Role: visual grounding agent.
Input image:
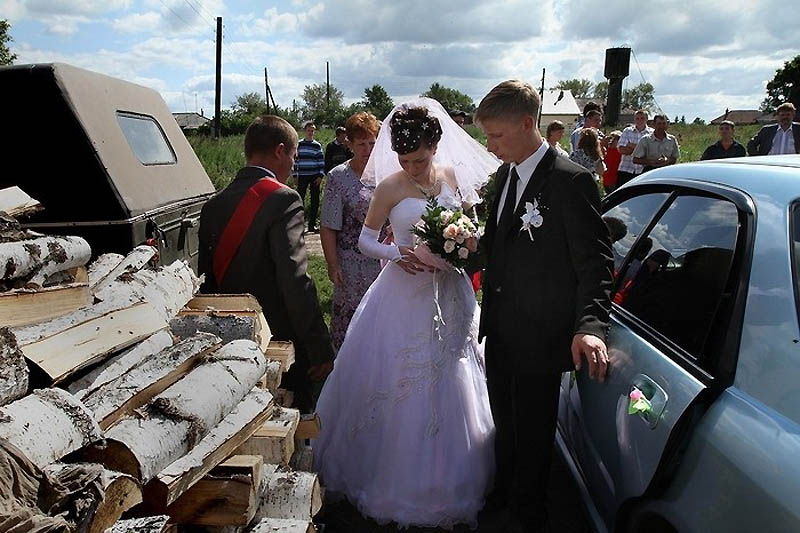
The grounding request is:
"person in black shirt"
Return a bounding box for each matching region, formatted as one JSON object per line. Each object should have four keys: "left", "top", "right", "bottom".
{"left": 701, "top": 120, "right": 747, "bottom": 160}
{"left": 324, "top": 126, "right": 353, "bottom": 173}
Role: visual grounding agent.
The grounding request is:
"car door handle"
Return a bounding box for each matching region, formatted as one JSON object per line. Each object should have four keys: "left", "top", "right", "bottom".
{"left": 630, "top": 374, "right": 668, "bottom": 429}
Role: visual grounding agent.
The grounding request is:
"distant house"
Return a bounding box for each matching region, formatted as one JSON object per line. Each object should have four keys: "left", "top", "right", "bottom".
{"left": 540, "top": 89, "right": 581, "bottom": 131}
{"left": 173, "top": 112, "right": 210, "bottom": 132}
{"left": 710, "top": 110, "right": 775, "bottom": 125}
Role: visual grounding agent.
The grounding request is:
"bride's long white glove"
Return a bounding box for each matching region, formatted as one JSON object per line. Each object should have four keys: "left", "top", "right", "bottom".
{"left": 358, "top": 225, "right": 401, "bottom": 262}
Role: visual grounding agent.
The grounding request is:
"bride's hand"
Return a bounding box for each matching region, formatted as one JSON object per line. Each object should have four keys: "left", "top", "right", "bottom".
{"left": 397, "top": 246, "right": 430, "bottom": 275}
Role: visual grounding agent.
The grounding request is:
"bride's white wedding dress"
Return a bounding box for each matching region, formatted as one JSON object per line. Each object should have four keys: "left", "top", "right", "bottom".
{"left": 313, "top": 183, "right": 495, "bottom": 529}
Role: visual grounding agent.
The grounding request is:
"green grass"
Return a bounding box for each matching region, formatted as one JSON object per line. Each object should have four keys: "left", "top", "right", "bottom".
{"left": 307, "top": 254, "right": 333, "bottom": 327}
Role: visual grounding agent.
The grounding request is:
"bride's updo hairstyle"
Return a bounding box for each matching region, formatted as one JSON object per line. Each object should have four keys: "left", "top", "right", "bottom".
{"left": 389, "top": 106, "right": 443, "bottom": 155}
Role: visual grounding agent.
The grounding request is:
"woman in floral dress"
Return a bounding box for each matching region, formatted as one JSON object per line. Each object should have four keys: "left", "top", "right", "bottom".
{"left": 320, "top": 112, "right": 382, "bottom": 350}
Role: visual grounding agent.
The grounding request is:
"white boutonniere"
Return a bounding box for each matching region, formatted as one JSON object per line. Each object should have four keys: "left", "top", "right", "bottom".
{"left": 520, "top": 199, "right": 544, "bottom": 241}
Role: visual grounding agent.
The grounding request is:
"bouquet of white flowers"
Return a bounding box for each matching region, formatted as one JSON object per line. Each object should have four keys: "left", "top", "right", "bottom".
{"left": 412, "top": 197, "right": 478, "bottom": 272}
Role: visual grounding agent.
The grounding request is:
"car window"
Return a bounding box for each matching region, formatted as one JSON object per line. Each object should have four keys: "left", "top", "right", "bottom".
{"left": 603, "top": 193, "right": 670, "bottom": 275}
{"left": 116, "top": 112, "right": 177, "bottom": 165}
{"left": 615, "top": 195, "right": 740, "bottom": 358}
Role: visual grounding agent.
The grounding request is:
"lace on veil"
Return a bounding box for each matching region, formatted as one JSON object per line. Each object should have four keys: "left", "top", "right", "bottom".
{"left": 361, "top": 97, "right": 500, "bottom": 205}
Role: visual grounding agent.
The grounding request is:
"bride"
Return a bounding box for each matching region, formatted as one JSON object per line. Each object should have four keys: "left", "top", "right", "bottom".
{"left": 313, "top": 98, "right": 499, "bottom": 529}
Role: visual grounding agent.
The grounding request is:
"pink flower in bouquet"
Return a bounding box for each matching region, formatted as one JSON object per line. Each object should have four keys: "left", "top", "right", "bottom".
{"left": 443, "top": 239, "right": 456, "bottom": 253}
{"left": 458, "top": 247, "right": 469, "bottom": 259}
{"left": 443, "top": 224, "right": 459, "bottom": 240}
{"left": 629, "top": 388, "right": 643, "bottom": 401}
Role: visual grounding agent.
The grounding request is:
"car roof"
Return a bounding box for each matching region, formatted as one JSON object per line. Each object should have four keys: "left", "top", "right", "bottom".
{"left": 627, "top": 155, "right": 800, "bottom": 205}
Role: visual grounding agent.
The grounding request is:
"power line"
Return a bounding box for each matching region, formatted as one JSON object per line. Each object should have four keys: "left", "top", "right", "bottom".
{"left": 182, "top": 0, "right": 216, "bottom": 29}
{"left": 630, "top": 48, "right": 664, "bottom": 115}
{"left": 188, "top": 0, "right": 218, "bottom": 22}
{"left": 156, "top": 0, "right": 194, "bottom": 28}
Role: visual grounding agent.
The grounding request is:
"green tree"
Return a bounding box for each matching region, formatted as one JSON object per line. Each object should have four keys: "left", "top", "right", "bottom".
{"left": 300, "top": 83, "right": 346, "bottom": 126}
{"left": 761, "top": 55, "right": 800, "bottom": 112}
{"left": 362, "top": 84, "right": 394, "bottom": 119}
{"left": 623, "top": 82, "right": 655, "bottom": 111}
{"left": 692, "top": 117, "right": 705, "bottom": 125}
{"left": 680, "top": 115, "right": 686, "bottom": 124}
{"left": 593, "top": 81, "right": 609, "bottom": 100}
{"left": 232, "top": 92, "right": 268, "bottom": 116}
{"left": 555, "top": 78, "right": 594, "bottom": 99}
{"left": 421, "top": 83, "right": 475, "bottom": 113}
{"left": 0, "top": 19, "right": 17, "bottom": 66}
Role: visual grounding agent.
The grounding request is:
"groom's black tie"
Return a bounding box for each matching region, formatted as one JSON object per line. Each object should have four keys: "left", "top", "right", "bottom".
{"left": 498, "top": 166, "right": 520, "bottom": 232}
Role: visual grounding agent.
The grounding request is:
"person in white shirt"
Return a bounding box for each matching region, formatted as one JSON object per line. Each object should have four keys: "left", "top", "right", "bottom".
{"left": 747, "top": 102, "right": 800, "bottom": 156}
{"left": 617, "top": 110, "right": 653, "bottom": 185}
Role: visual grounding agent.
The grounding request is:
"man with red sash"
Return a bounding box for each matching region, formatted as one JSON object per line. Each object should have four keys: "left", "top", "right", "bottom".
{"left": 199, "top": 115, "right": 334, "bottom": 413}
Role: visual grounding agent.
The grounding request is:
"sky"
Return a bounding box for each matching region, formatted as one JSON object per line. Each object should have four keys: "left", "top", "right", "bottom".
{"left": 4, "top": 0, "right": 799, "bottom": 122}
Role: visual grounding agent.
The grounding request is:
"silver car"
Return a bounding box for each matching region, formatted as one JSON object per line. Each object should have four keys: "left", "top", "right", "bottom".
{"left": 557, "top": 155, "right": 800, "bottom": 532}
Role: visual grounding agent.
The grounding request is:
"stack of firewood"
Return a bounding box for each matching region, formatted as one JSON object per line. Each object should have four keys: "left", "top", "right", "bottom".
{"left": 0, "top": 188, "right": 322, "bottom": 533}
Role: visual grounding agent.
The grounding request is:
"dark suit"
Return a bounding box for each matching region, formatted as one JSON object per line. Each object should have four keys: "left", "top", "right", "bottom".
{"left": 746, "top": 122, "right": 800, "bottom": 155}
{"left": 479, "top": 147, "right": 613, "bottom": 527}
{"left": 198, "top": 166, "right": 334, "bottom": 413}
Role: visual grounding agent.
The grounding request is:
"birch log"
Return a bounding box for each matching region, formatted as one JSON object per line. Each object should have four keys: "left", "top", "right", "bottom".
{"left": 145, "top": 388, "right": 274, "bottom": 510}
{"left": 87, "top": 253, "right": 125, "bottom": 290}
{"left": 234, "top": 407, "right": 299, "bottom": 466}
{"left": 14, "top": 260, "right": 200, "bottom": 346}
{"left": 248, "top": 518, "right": 315, "bottom": 533}
{"left": 93, "top": 340, "right": 267, "bottom": 483}
{"left": 170, "top": 314, "right": 257, "bottom": 345}
{"left": 82, "top": 332, "right": 222, "bottom": 429}
{"left": 251, "top": 465, "right": 322, "bottom": 522}
{"left": 0, "top": 235, "right": 91, "bottom": 285}
{"left": 91, "top": 245, "right": 157, "bottom": 294}
{"left": 67, "top": 330, "right": 175, "bottom": 401}
{"left": 0, "top": 186, "right": 41, "bottom": 218}
{"left": 261, "top": 359, "right": 282, "bottom": 391}
{"left": 0, "top": 328, "right": 28, "bottom": 405}
{"left": 106, "top": 515, "right": 171, "bottom": 533}
{"left": 0, "top": 388, "right": 102, "bottom": 468}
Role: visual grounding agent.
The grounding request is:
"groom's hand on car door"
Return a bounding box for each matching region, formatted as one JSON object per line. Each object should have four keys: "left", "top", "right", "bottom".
{"left": 571, "top": 333, "right": 609, "bottom": 382}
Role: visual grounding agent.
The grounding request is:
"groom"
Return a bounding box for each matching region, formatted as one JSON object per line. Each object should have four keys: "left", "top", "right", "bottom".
{"left": 476, "top": 80, "right": 614, "bottom": 531}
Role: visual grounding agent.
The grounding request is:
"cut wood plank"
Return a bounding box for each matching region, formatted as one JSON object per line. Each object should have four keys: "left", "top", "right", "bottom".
{"left": 13, "top": 260, "right": 199, "bottom": 346}
{"left": 87, "top": 253, "right": 124, "bottom": 290}
{"left": 40, "top": 463, "right": 143, "bottom": 533}
{"left": 106, "top": 515, "right": 171, "bottom": 533}
{"left": 144, "top": 388, "right": 274, "bottom": 510}
{"left": 165, "top": 456, "right": 263, "bottom": 526}
{"left": 294, "top": 414, "right": 321, "bottom": 441}
{"left": 0, "top": 186, "right": 42, "bottom": 218}
{"left": 252, "top": 465, "right": 322, "bottom": 522}
{"left": 0, "top": 235, "right": 91, "bottom": 285}
{"left": 92, "top": 245, "right": 157, "bottom": 295}
{"left": 0, "top": 327, "right": 28, "bottom": 406}
{"left": 249, "top": 518, "right": 315, "bottom": 533}
{"left": 261, "top": 359, "right": 282, "bottom": 391}
{"left": 21, "top": 301, "right": 168, "bottom": 385}
{"left": 0, "top": 388, "right": 102, "bottom": 468}
{"left": 0, "top": 266, "right": 91, "bottom": 327}
{"left": 183, "top": 294, "right": 272, "bottom": 351}
{"left": 264, "top": 341, "right": 294, "bottom": 374}
{"left": 89, "top": 340, "right": 268, "bottom": 483}
{"left": 234, "top": 407, "right": 299, "bottom": 466}
{"left": 67, "top": 330, "right": 175, "bottom": 401}
{"left": 82, "top": 332, "right": 222, "bottom": 429}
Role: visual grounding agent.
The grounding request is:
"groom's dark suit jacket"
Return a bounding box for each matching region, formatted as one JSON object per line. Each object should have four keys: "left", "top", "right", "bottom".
{"left": 479, "top": 147, "right": 614, "bottom": 374}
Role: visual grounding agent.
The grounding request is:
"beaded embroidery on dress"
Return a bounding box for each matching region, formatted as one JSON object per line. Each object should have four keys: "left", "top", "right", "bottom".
{"left": 314, "top": 183, "right": 495, "bottom": 529}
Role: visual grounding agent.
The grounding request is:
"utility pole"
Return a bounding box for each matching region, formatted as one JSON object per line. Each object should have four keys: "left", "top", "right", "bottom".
{"left": 326, "top": 61, "right": 330, "bottom": 109}
{"left": 214, "top": 16, "right": 222, "bottom": 138}
{"left": 538, "top": 68, "right": 545, "bottom": 128}
{"left": 195, "top": 93, "right": 198, "bottom": 114}
{"left": 264, "top": 67, "right": 269, "bottom": 115}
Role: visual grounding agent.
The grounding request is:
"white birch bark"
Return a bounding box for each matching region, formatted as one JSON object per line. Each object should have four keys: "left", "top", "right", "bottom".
{"left": 251, "top": 464, "right": 322, "bottom": 522}
{"left": 88, "top": 253, "right": 125, "bottom": 290}
{"left": 0, "top": 388, "right": 102, "bottom": 468}
{"left": 170, "top": 314, "right": 257, "bottom": 344}
{"left": 92, "top": 245, "right": 157, "bottom": 294}
{"left": 67, "top": 330, "right": 175, "bottom": 401}
{"left": 248, "top": 518, "right": 315, "bottom": 533}
{"left": 13, "top": 260, "right": 199, "bottom": 346}
{"left": 0, "top": 235, "right": 91, "bottom": 285}
{"left": 0, "top": 328, "right": 28, "bottom": 405}
{"left": 82, "top": 332, "right": 221, "bottom": 428}
{"left": 102, "top": 340, "right": 267, "bottom": 482}
{"left": 105, "top": 515, "right": 170, "bottom": 533}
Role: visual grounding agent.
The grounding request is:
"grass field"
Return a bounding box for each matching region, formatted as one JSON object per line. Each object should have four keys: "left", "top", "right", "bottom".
{"left": 188, "top": 122, "right": 762, "bottom": 325}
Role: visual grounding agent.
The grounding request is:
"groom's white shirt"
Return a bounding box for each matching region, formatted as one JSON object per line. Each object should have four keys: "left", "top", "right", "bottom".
{"left": 496, "top": 140, "right": 549, "bottom": 224}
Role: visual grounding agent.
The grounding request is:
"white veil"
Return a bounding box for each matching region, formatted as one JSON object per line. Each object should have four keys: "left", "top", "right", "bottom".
{"left": 361, "top": 97, "right": 500, "bottom": 205}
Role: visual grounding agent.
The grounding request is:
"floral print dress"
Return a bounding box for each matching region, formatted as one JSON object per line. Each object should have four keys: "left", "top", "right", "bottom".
{"left": 320, "top": 161, "right": 382, "bottom": 351}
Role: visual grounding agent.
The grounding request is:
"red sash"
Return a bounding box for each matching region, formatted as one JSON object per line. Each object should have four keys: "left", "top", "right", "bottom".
{"left": 213, "top": 177, "right": 284, "bottom": 284}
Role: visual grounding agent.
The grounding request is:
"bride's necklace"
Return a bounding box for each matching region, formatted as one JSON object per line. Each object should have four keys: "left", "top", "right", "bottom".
{"left": 407, "top": 168, "right": 439, "bottom": 198}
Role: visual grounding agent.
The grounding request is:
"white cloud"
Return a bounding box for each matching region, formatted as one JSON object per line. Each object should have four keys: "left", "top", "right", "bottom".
{"left": 112, "top": 12, "right": 162, "bottom": 34}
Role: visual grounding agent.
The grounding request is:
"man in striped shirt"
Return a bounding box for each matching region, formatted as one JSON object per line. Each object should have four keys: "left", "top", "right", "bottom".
{"left": 617, "top": 110, "right": 653, "bottom": 186}
{"left": 294, "top": 121, "right": 326, "bottom": 233}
